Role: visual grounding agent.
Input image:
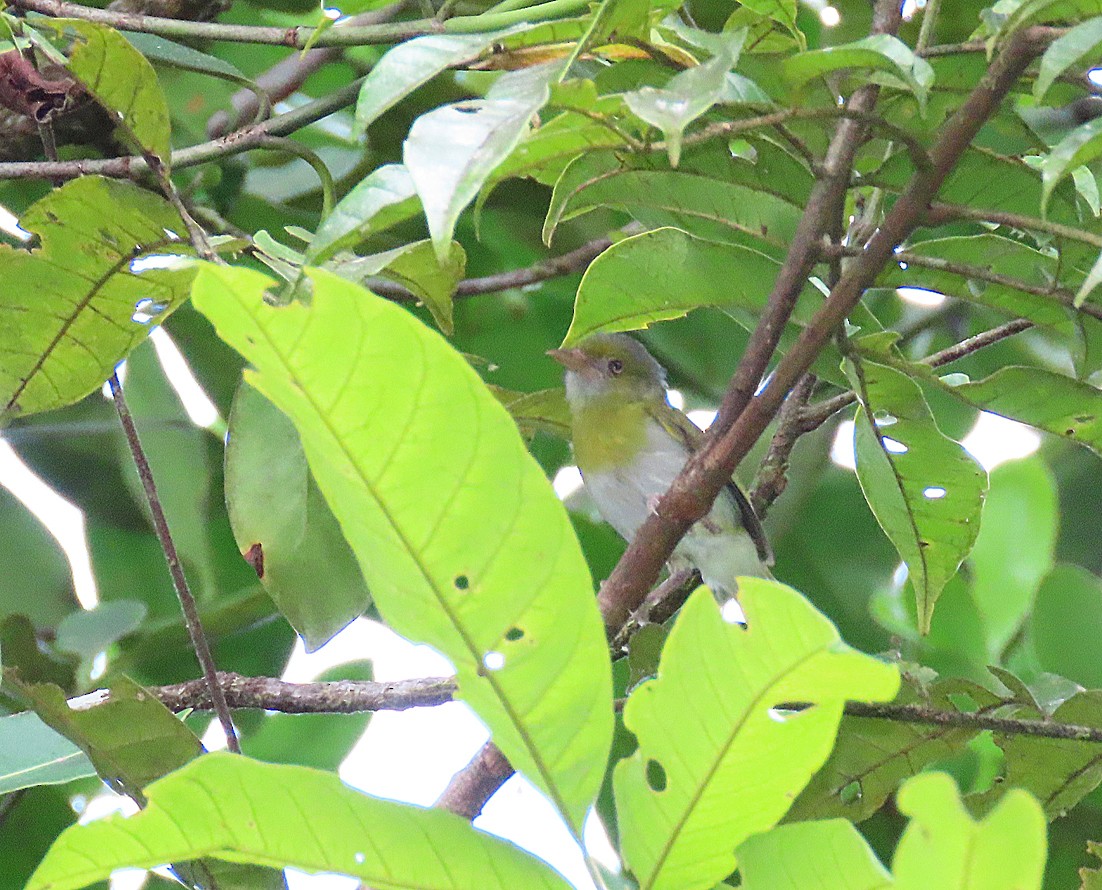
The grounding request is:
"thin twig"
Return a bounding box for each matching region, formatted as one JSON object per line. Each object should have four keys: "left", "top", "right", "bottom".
{"left": 798, "top": 318, "right": 1035, "bottom": 432}
{"left": 0, "top": 76, "right": 365, "bottom": 181}
{"left": 926, "top": 201, "right": 1102, "bottom": 250}
{"left": 750, "top": 374, "right": 816, "bottom": 517}
{"left": 108, "top": 373, "right": 240, "bottom": 753}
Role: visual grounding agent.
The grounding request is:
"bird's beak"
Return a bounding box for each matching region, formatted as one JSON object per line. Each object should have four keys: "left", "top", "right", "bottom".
{"left": 547, "top": 347, "right": 591, "bottom": 374}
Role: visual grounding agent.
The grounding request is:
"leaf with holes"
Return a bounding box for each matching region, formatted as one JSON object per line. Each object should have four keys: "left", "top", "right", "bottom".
{"left": 613, "top": 583, "right": 899, "bottom": 890}
{"left": 47, "top": 20, "right": 171, "bottom": 162}
{"left": 191, "top": 264, "right": 612, "bottom": 830}
{"left": 0, "top": 176, "right": 192, "bottom": 420}
{"left": 28, "top": 753, "right": 572, "bottom": 890}
{"left": 848, "top": 358, "right": 988, "bottom": 635}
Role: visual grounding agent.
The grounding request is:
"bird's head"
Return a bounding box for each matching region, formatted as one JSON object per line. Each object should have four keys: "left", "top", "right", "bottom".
{"left": 548, "top": 333, "right": 667, "bottom": 407}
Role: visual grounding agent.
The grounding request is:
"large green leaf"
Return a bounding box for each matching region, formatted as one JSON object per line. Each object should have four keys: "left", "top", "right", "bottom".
{"left": 848, "top": 359, "right": 988, "bottom": 634}
{"left": 354, "top": 32, "right": 507, "bottom": 134}
{"left": 999, "top": 0, "right": 1102, "bottom": 36}
{"left": 8, "top": 675, "right": 201, "bottom": 799}
{"left": 738, "top": 819, "right": 893, "bottom": 889}
{"left": 0, "top": 177, "right": 192, "bottom": 420}
{"left": 1031, "top": 563, "right": 1102, "bottom": 688}
{"left": 1041, "top": 117, "right": 1102, "bottom": 214}
{"left": 562, "top": 225, "right": 843, "bottom": 366}
{"left": 893, "top": 772, "right": 1046, "bottom": 889}
{"left": 225, "top": 381, "right": 371, "bottom": 651}
{"left": 784, "top": 35, "right": 934, "bottom": 111}
{"left": 27, "top": 753, "right": 572, "bottom": 890}
{"left": 404, "top": 65, "right": 553, "bottom": 260}
{"left": 49, "top": 20, "right": 171, "bottom": 162}
{"left": 788, "top": 676, "right": 1000, "bottom": 824}
{"left": 307, "top": 165, "right": 421, "bottom": 264}
{"left": 191, "top": 264, "right": 612, "bottom": 830}
{"left": 613, "top": 582, "right": 899, "bottom": 890}
{"left": 936, "top": 367, "right": 1102, "bottom": 456}
{"left": 972, "top": 690, "right": 1102, "bottom": 821}
{"left": 1034, "top": 16, "right": 1102, "bottom": 99}
{"left": 969, "top": 460, "right": 1058, "bottom": 658}
{"left": 0, "top": 712, "right": 94, "bottom": 795}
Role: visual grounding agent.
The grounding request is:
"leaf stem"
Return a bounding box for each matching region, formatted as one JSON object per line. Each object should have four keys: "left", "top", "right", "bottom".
{"left": 108, "top": 372, "right": 240, "bottom": 754}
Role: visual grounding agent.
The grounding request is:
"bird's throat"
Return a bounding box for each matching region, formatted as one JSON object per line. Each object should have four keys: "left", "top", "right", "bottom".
{"left": 572, "top": 396, "right": 649, "bottom": 472}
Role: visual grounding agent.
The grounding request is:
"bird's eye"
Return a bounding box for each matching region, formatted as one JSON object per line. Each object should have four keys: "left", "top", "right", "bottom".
{"left": 608, "top": 359, "right": 624, "bottom": 375}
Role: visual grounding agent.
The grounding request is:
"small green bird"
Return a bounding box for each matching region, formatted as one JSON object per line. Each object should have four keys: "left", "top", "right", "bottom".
{"left": 549, "top": 333, "right": 773, "bottom": 601}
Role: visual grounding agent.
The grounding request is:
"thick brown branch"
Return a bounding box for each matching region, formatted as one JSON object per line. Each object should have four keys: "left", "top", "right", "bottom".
{"left": 435, "top": 743, "right": 514, "bottom": 819}
{"left": 595, "top": 27, "right": 1046, "bottom": 635}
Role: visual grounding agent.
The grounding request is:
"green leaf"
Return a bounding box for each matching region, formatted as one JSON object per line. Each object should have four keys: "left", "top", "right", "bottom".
{"left": 490, "top": 386, "right": 571, "bottom": 440}
{"left": 0, "top": 176, "right": 191, "bottom": 420}
{"left": 613, "top": 582, "right": 899, "bottom": 890}
{"left": 354, "top": 32, "right": 505, "bottom": 134}
{"left": 28, "top": 753, "right": 572, "bottom": 890}
{"left": 49, "top": 20, "right": 171, "bottom": 162}
{"left": 8, "top": 675, "right": 201, "bottom": 799}
{"left": 563, "top": 226, "right": 847, "bottom": 385}
{"left": 784, "top": 35, "right": 934, "bottom": 111}
{"left": 191, "top": 264, "right": 612, "bottom": 830}
{"left": 1031, "top": 563, "right": 1102, "bottom": 687}
{"left": 404, "top": 67, "right": 552, "bottom": 261}
{"left": 543, "top": 157, "right": 801, "bottom": 252}
{"left": 623, "top": 31, "right": 744, "bottom": 166}
{"left": 0, "top": 487, "right": 76, "bottom": 628}
{"left": 788, "top": 676, "right": 999, "bottom": 824}
{"left": 738, "top": 819, "right": 893, "bottom": 889}
{"left": 972, "top": 690, "right": 1102, "bottom": 820}
{"left": 893, "top": 772, "right": 1046, "bottom": 889}
{"left": 1000, "top": 0, "right": 1102, "bottom": 36}
{"left": 1034, "top": 16, "right": 1102, "bottom": 99}
{"left": 878, "top": 235, "right": 1068, "bottom": 326}
{"left": 969, "top": 460, "right": 1057, "bottom": 658}
{"left": 937, "top": 366, "right": 1102, "bottom": 456}
{"left": 374, "top": 238, "right": 466, "bottom": 334}
{"left": 848, "top": 359, "right": 988, "bottom": 634}
{"left": 0, "top": 712, "right": 95, "bottom": 795}
{"left": 54, "top": 600, "right": 147, "bottom": 661}
{"left": 307, "top": 165, "right": 421, "bottom": 264}
{"left": 225, "top": 381, "right": 372, "bottom": 651}
{"left": 1042, "top": 117, "right": 1102, "bottom": 214}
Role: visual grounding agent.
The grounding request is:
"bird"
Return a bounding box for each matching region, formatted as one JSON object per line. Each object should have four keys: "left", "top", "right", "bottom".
{"left": 548, "top": 333, "right": 773, "bottom": 602}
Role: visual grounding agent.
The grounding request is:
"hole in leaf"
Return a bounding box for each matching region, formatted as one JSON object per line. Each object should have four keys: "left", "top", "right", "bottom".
{"left": 645, "top": 759, "right": 667, "bottom": 792}
{"left": 353, "top": 852, "right": 365, "bottom": 864}
{"left": 131, "top": 298, "right": 169, "bottom": 324}
{"left": 454, "top": 575, "right": 469, "bottom": 591}
{"left": 505, "top": 627, "right": 524, "bottom": 642}
{"left": 720, "top": 598, "right": 747, "bottom": 626}
{"left": 767, "top": 707, "right": 794, "bottom": 723}
{"left": 882, "top": 437, "right": 908, "bottom": 454}
{"left": 923, "top": 486, "right": 947, "bottom": 499}
{"left": 482, "top": 651, "right": 505, "bottom": 671}
{"left": 840, "top": 780, "right": 862, "bottom": 804}
{"left": 872, "top": 411, "right": 897, "bottom": 427}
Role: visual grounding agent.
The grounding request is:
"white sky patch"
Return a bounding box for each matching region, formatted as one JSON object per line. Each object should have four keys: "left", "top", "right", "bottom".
{"left": 553, "top": 465, "right": 585, "bottom": 500}
{"left": 667, "top": 388, "right": 685, "bottom": 410}
{"left": 0, "top": 441, "right": 97, "bottom": 608}
{"left": 901, "top": 0, "right": 924, "bottom": 20}
{"left": 831, "top": 411, "right": 1043, "bottom": 473}
{"left": 897, "top": 286, "right": 946, "bottom": 308}
{"left": 819, "top": 5, "right": 841, "bottom": 26}
{"left": 687, "top": 408, "right": 718, "bottom": 431}
{"left": 0, "top": 203, "right": 31, "bottom": 241}
{"left": 1091, "top": 69, "right": 1102, "bottom": 88}
{"left": 149, "top": 328, "right": 222, "bottom": 429}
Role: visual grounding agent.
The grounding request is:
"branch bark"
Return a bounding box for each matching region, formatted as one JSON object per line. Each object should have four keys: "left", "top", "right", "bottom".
{"left": 594, "top": 26, "right": 1046, "bottom": 635}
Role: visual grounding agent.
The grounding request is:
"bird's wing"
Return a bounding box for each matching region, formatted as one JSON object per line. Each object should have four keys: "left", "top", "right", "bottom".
{"left": 648, "top": 401, "right": 774, "bottom": 567}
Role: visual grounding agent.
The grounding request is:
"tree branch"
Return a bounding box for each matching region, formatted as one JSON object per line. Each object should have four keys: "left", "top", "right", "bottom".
{"left": 109, "top": 373, "right": 240, "bottom": 753}
{"left": 146, "top": 671, "right": 1102, "bottom": 746}
{"left": 0, "top": 76, "right": 364, "bottom": 180}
